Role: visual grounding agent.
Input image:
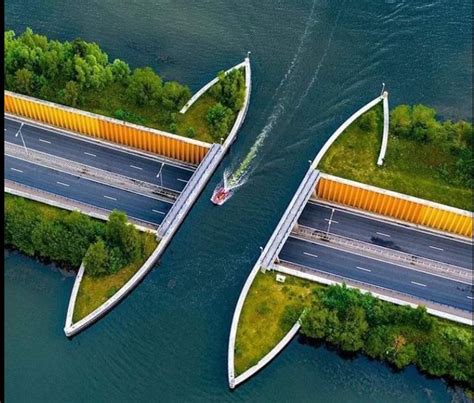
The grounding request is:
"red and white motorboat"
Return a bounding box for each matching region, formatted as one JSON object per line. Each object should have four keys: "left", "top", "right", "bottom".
{"left": 210, "top": 185, "right": 233, "bottom": 205}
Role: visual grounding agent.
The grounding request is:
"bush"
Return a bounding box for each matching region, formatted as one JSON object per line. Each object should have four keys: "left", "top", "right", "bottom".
{"left": 299, "top": 284, "right": 473, "bottom": 387}
{"left": 207, "top": 102, "right": 234, "bottom": 141}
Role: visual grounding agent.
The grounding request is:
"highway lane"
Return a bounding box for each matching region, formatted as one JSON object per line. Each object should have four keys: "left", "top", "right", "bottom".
{"left": 5, "top": 155, "right": 172, "bottom": 226}
{"left": 279, "top": 236, "right": 473, "bottom": 311}
{"left": 299, "top": 201, "right": 473, "bottom": 269}
{"left": 4, "top": 117, "right": 194, "bottom": 192}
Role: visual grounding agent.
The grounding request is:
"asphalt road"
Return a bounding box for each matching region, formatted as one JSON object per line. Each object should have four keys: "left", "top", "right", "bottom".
{"left": 5, "top": 155, "right": 172, "bottom": 226}
{"left": 299, "top": 202, "right": 473, "bottom": 269}
{"left": 279, "top": 236, "right": 473, "bottom": 312}
{"left": 4, "top": 117, "right": 194, "bottom": 192}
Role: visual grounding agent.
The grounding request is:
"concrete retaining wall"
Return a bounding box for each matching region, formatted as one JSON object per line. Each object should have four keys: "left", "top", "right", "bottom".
{"left": 4, "top": 90, "right": 210, "bottom": 164}
{"left": 377, "top": 92, "right": 389, "bottom": 166}
{"left": 316, "top": 173, "right": 473, "bottom": 238}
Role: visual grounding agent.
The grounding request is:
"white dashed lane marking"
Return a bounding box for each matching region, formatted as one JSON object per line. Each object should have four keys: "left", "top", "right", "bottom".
{"left": 10, "top": 168, "right": 23, "bottom": 173}
{"left": 39, "top": 139, "right": 51, "bottom": 144}
{"left": 411, "top": 281, "right": 427, "bottom": 287}
{"left": 356, "top": 266, "right": 371, "bottom": 272}
{"left": 152, "top": 209, "right": 165, "bottom": 215}
{"left": 56, "top": 182, "right": 70, "bottom": 187}
{"left": 103, "top": 195, "right": 117, "bottom": 201}
{"left": 376, "top": 232, "right": 391, "bottom": 237}
{"left": 303, "top": 252, "right": 318, "bottom": 258}
{"left": 84, "top": 152, "right": 96, "bottom": 157}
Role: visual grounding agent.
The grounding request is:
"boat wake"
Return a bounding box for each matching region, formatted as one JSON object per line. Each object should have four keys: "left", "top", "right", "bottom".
{"left": 211, "top": 0, "right": 318, "bottom": 206}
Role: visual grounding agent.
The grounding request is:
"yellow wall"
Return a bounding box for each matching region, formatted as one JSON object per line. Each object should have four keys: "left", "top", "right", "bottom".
{"left": 4, "top": 92, "right": 210, "bottom": 165}
{"left": 316, "top": 176, "right": 473, "bottom": 238}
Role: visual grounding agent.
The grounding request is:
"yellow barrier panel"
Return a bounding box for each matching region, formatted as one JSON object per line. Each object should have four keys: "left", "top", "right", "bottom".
{"left": 316, "top": 175, "right": 473, "bottom": 238}
{"left": 4, "top": 91, "right": 211, "bottom": 165}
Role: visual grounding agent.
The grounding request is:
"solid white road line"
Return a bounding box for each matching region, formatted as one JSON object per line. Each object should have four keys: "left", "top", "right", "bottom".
{"left": 39, "top": 139, "right": 51, "bottom": 144}
{"left": 130, "top": 165, "right": 143, "bottom": 170}
{"left": 10, "top": 168, "right": 23, "bottom": 173}
{"left": 152, "top": 209, "right": 165, "bottom": 215}
{"left": 103, "top": 195, "right": 117, "bottom": 201}
{"left": 177, "top": 178, "right": 188, "bottom": 183}
{"left": 356, "top": 266, "right": 372, "bottom": 272}
{"left": 56, "top": 182, "right": 70, "bottom": 187}
{"left": 429, "top": 245, "right": 444, "bottom": 251}
{"left": 324, "top": 218, "right": 339, "bottom": 224}
{"left": 411, "top": 281, "right": 427, "bottom": 287}
{"left": 303, "top": 252, "right": 319, "bottom": 258}
{"left": 84, "top": 152, "right": 96, "bottom": 157}
{"left": 376, "top": 232, "right": 391, "bottom": 237}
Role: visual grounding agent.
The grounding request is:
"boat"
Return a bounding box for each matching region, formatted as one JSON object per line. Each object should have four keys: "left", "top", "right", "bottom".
{"left": 211, "top": 185, "right": 233, "bottom": 205}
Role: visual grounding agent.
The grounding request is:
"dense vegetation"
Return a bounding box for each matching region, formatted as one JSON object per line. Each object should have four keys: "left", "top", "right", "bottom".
{"left": 300, "top": 284, "right": 473, "bottom": 387}
{"left": 4, "top": 28, "right": 246, "bottom": 143}
{"left": 319, "top": 103, "right": 473, "bottom": 210}
{"left": 236, "top": 272, "right": 473, "bottom": 387}
{"left": 4, "top": 194, "right": 155, "bottom": 277}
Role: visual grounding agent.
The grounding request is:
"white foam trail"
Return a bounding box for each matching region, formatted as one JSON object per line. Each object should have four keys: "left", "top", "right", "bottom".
{"left": 224, "top": 0, "right": 319, "bottom": 191}
{"left": 293, "top": 5, "right": 344, "bottom": 114}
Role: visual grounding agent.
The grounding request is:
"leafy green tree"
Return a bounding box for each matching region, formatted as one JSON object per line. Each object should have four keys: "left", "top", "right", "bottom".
{"left": 13, "top": 68, "right": 35, "bottom": 95}
{"left": 111, "top": 59, "right": 131, "bottom": 84}
{"left": 126, "top": 67, "right": 163, "bottom": 106}
{"left": 62, "top": 80, "right": 80, "bottom": 106}
{"left": 4, "top": 197, "right": 40, "bottom": 256}
{"left": 207, "top": 102, "right": 234, "bottom": 141}
{"left": 84, "top": 239, "right": 109, "bottom": 276}
{"left": 210, "top": 69, "right": 245, "bottom": 112}
{"left": 162, "top": 81, "right": 191, "bottom": 110}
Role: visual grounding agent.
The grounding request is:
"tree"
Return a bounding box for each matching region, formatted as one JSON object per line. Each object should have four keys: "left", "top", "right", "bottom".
{"left": 210, "top": 69, "right": 245, "bottom": 112}
{"left": 105, "top": 210, "right": 141, "bottom": 262}
{"left": 62, "top": 80, "right": 80, "bottom": 106}
{"left": 126, "top": 67, "right": 163, "bottom": 106}
{"left": 84, "top": 239, "right": 109, "bottom": 276}
{"left": 161, "top": 81, "right": 191, "bottom": 110}
{"left": 207, "top": 102, "right": 234, "bottom": 141}
{"left": 13, "top": 68, "right": 35, "bottom": 95}
{"left": 111, "top": 59, "right": 131, "bottom": 84}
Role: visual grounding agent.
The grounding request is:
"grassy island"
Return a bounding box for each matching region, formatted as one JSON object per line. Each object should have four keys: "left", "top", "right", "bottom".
{"left": 4, "top": 28, "right": 246, "bottom": 144}
{"left": 235, "top": 271, "right": 473, "bottom": 388}
{"left": 4, "top": 194, "right": 157, "bottom": 322}
{"left": 319, "top": 103, "right": 473, "bottom": 210}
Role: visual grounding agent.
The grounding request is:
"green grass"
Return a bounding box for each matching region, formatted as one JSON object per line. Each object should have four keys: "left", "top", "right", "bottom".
{"left": 72, "top": 232, "right": 157, "bottom": 323}
{"left": 318, "top": 106, "right": 473, "bottom": 211}
{"left": 234, "top": 271, "right": 320, "bottom": 375}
